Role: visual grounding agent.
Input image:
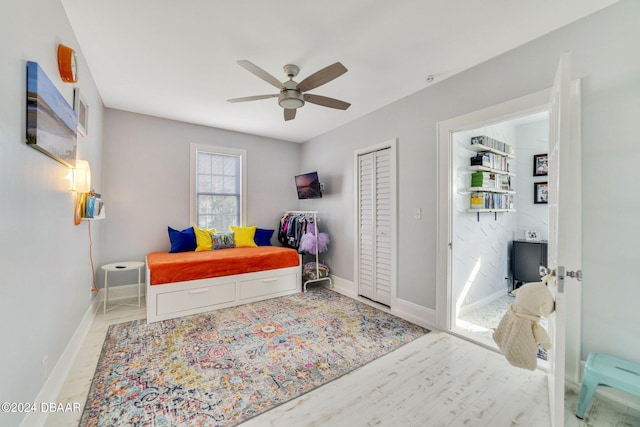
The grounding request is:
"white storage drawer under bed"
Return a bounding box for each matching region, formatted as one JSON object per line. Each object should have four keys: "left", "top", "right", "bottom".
{"left": 146, "top": 263, "right": 301, "bottom": 323}
{"left": 156, "top": 281, "right": 236, "bottom": 316}
{"left": 239, "top": 273, "right": 297, "bottom": 300}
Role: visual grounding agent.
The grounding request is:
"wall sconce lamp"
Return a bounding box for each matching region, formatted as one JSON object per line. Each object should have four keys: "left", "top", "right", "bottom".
{"left": 73, "top": 160, "right": 92, "bottom": 225}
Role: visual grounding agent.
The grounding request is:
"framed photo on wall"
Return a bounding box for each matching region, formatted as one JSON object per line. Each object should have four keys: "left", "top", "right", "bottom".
{"left": 73, "top": 87, "right": 89, "bottom": 137}
{"left": 534, "top": 182, "right": 548, "bottom": 204}
{"left": 533, "top": 153, "right": 548, "bottom": 176}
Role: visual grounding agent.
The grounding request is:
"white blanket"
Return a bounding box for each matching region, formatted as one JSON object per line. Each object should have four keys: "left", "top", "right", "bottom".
{"left": 493, "top": 275, "right": 555, "bottom": 370}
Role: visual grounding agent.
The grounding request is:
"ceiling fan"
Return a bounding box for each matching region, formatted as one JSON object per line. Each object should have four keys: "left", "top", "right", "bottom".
{"left": 227, "top": 60, "right": 351, "bottom": 121}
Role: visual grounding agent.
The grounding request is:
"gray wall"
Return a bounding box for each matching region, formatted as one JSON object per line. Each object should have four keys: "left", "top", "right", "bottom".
{"left": 0, "top": 0, "right": 105, "bottom": 425}
{"left": 301, "top": 0, "right": 640, "bottom": 362}
{"left": 100, "top": 109, "right": 301, "bottom": 285}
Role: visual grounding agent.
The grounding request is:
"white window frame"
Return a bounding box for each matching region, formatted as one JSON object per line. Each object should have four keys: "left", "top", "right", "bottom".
{"left": 190, "top": 143, "right": 247, "bottom": 228}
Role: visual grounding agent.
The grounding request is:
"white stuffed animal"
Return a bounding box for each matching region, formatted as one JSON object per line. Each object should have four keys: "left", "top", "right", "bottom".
{"left": 493, "top": 275, "right": 555, "bottom": 370}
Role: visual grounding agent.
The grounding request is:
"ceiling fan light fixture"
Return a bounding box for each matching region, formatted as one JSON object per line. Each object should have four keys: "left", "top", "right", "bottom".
{"left": 278, "top": 90, "right": 305, "bottom": 109}
{"left": 230, "top": 61, "right": 350, "bottom": 120}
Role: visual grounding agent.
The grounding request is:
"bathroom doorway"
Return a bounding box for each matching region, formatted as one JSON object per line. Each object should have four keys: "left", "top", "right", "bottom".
{"left": 436, "top": 89, "right": 553, "bottom": 351}
{"left": 451, "top": 112, "right": 550, "bottom": 348}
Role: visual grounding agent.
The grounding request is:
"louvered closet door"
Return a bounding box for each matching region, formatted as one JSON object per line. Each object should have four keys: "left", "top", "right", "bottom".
{"left": 358, "top": 153, "right": 375, "bottom": 300}
{"left": 358, "top": 148, "right": 392, "bottom": 306}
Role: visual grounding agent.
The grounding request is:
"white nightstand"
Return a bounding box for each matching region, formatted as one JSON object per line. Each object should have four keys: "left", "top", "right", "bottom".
{"left": 101, "top": 261, "right": 145, "bottom": 314}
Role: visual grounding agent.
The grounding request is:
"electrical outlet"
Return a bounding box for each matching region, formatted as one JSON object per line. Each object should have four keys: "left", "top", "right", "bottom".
{"left": 413, "top": 207, "right": 422, "bottom": 220}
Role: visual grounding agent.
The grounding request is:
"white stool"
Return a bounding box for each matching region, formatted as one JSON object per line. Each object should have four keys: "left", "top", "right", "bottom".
{"left": 101, "top": 261, "right": 145, "bottom": 314}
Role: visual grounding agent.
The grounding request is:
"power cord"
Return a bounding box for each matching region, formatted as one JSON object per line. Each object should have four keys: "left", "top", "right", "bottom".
{"left": 88, "top": 221, "right": 98, "bottom": 293}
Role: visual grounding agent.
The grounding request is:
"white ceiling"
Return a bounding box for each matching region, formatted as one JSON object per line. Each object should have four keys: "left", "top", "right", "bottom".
{"left": 61, "top": 0, "right": 617, "bottom": 143}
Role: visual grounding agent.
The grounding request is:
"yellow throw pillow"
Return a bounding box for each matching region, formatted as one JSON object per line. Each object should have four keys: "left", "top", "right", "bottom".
{"left": 194, "top": 226, "right": 216, "bottom": 251}
{"left": 229, "top": 225, "right": 257, "bottom": 247}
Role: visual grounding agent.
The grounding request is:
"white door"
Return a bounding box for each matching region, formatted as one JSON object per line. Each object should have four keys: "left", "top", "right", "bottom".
{"left": 546, "top": 51, "right": 583, "bottom": 427}
{"left": 357, "top": 147, "right": 393, "bottom": 306}
{"left": 358, "top": 151, "right": 376, "bottom": 300}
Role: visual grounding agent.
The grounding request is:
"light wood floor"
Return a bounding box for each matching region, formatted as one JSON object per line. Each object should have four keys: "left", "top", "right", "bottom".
{"left": 46, "top": 296, "right": 639, "bottom": 427}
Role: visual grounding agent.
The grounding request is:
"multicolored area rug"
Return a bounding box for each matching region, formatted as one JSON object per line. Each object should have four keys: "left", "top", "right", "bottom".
{"left": 80, "top": 288, "right": 428, "bottom": 426}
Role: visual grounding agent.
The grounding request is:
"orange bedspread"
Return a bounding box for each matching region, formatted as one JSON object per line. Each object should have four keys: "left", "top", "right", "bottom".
{"left": 147, "top": 246, "right": 300, "bottom": 285}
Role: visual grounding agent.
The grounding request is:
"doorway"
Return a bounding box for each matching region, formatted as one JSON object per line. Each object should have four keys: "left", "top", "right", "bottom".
{"left": 450, "top": 112, "right": 550, "bottom": 349}
{"left": 436, "top": 88, "right": 554, "bottom": 347}
{"left": 437, "top": 60, "right": 583, "bottom": 425}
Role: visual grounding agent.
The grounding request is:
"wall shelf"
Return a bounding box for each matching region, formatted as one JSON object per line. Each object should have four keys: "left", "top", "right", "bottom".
{"left": 467, "top": 143, "right": 514, "bottom": 158}
{"left": 82, "top": 207, "right": 105, "bottom": 221}
{"left": 468, "top": 137, "right": 515, "bottom": 214}
{"left": 467, "top": 187, "right": 515, "bottom": 194}
{"left": 467, "top": 165, "right": 515, "bottom": 176}
{"left": 466, "top": 208, "right": 516, "bottom": 221}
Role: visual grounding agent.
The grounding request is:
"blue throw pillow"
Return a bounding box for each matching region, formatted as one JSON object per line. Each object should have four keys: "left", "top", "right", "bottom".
{"left": 254, "top": 228, "right": 274, "bottom": 246}
{"left": 168, "top": 226, "right": 197, "bottom": 253}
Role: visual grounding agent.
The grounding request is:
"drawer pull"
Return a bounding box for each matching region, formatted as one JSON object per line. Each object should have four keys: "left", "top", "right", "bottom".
{"left": 189, "top": 288, "right": 209, "bottom": 294}
{"left": 262, "top": 278, "right": 278, "bottom": 283}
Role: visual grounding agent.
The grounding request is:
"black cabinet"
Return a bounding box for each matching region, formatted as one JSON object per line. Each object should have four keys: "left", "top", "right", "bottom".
{"left": 511, "top": 240, "right": 548, "bottom": 291}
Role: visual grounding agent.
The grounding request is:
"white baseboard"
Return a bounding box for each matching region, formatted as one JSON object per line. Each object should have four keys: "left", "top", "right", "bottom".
{"left": 329, "top": 274, "right": 436, "bottom": 329}
{"left": 329, "top": 274, "right": 358, "bottom": 298}
{"left": 104, "top": 282, "right": 146, "bottom": 303}
{"left": 20, "top": 292, "right": 101, "bottom": 427}
{"left": 393, "top": 297, "right": 437, "bottom": 330}
{"left": 458, "top": 289, "right": 507, "bottom": 316}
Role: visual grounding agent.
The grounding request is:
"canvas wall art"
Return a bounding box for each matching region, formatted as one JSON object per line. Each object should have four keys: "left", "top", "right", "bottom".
{"left": 26, "top": 61, "right": 77, "bottom": 167}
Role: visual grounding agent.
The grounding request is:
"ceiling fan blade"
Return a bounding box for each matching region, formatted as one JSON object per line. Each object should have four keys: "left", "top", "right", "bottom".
{"left": 297, "top": 62, "right": 347, "bottom": 92}
{"left": 237, "top": 60, "right": 283, "bottom": 90}
{"left": 284, "top": 109, "right": 296, "bottom": 121}
{"left": 303, "top": 94, "right": 351, "bottom": 110}
{"left": 227, "top": 94, "right": 278, "bottom": 103}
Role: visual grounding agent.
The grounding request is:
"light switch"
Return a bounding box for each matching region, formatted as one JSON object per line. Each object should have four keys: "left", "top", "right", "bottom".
{"left": 413, "top": 207, "right": 422, "bottom": 220}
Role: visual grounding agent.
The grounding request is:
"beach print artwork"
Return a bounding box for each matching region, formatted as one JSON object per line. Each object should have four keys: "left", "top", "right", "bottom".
{"left": 26, "top": 61, "right": 77, "bottom": 167}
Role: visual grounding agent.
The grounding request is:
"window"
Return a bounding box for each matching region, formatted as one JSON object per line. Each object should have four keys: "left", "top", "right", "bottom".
{"left": 190, "top": 144, "right": 246, "bottom": 231}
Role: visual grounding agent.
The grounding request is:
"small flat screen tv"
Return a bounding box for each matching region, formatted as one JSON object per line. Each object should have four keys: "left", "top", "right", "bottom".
{"left": 295, "top": 171, "right": 322, "bottom": 199}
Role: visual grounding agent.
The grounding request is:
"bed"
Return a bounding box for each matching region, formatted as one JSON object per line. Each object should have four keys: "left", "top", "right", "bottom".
{"left": 146, "top": 246, "right": 301, "bottom": 322}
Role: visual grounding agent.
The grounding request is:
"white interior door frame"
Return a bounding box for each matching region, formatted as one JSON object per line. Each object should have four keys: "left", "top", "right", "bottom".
{"left": 354, "top": 139, "right": 398, "bottom": 308}
{"left": 436, "top": 89, "right": 551, "bottom": 330}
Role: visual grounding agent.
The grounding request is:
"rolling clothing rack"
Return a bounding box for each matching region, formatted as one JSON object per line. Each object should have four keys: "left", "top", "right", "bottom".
{"left": 283, "top": 210, "right": 333, "bottom": 292}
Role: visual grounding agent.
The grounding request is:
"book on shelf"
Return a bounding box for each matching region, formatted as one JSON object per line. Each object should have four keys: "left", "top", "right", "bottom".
{"left": 85, "top": 196, "right": 96, "bottom": 218}
{"left": 470, "top": 192, "right": 486, "bottom": 209}
{"left": 498, "top": 175, "right": 511, "bottom": 190}
{"left": 83, "top": 193, "right": 103, "bottom": 218}
{"left": 470, "top": 135, "right": 514, "bottom": 156}
{"left": 469, "top": 191, "right": 514, "bottom": 210}
{"left": 470, "top": 153, "right": 491, "bottom": 167}
{"left": 471, "top": 171, "right": 508, "bottom": 190}
{"left": 469, "top": 152, "right": 510, "bottom": 172}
